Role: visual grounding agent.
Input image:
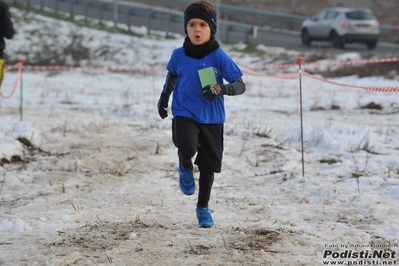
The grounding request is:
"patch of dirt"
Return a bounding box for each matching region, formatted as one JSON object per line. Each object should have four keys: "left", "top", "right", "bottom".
{"left": 0, "top": 137, "right": 67, "bottom": 168}
{"left": 360, "top": 102, "right": 383, "bottom": 110}
{"left": 53, "top": 219, "right": 153, "bottom": 251}
{"left": 229, "top": 228, "right": 282, "bottom": 252}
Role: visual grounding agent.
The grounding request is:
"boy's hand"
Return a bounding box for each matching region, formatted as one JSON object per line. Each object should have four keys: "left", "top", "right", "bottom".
{"left": 201, "top": 85, "right": 225, "bottom": 102}
{"left": 157, "top": 93, "right": 169, "bottom": 119}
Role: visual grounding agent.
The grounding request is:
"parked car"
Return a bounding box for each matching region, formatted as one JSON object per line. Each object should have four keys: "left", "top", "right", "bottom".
{"left": 300, "top": 7, "right": 380, "bottom": 49}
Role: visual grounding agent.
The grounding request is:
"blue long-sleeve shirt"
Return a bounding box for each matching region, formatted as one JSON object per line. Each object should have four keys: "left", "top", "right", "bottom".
{"left": 166, "top": 47, "right": 243, "bottom": 124}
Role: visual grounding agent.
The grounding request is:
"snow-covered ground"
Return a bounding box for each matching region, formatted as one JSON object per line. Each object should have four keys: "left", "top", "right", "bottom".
{"left": 0, "top": 7, "right": 399, "bottom": 266}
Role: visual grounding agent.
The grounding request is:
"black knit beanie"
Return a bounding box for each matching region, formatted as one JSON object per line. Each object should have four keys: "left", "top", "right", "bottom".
{"left": 184, "top": 4, "right": 217, "bottom": 36}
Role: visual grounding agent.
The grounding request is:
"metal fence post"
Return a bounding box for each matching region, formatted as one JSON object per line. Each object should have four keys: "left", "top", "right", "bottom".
{"left": 69, "top": 0, "right": 74, "bottom": 18}
{"left": 126, "top": 8, "right": 131, "bottom": 32}
{"left": 98, "top": 2, "right": 102, "bottom": 25}
{"left": 84, "top": 0, "right": 88, "bottom": 21}
{"left": 146, "top": 10, "right": 151, "bottom": 34}
{"left": 113, "top": 0, "right": 118, "bottom": 33}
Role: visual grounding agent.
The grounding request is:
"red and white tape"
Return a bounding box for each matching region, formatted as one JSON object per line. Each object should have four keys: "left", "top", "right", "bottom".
{"left": 3, "top": 57, "right": 398, "bottom": 96}
{"left": 239, "top": 65, "right": 299, "bottom": 79}
{"left": 246, "top": 57, "right": 399, "bottom": 70}
{"left": 18, "top": 65, "right": 166, "bottom": 73}
{"left": 7, "top": 57, "right": 399, "bottom": 72}
{"left": 1, "top": 62, "right": 23, "bottom": 99}
{"left": 299, "top": 70, "right": 399, "bottom": 93}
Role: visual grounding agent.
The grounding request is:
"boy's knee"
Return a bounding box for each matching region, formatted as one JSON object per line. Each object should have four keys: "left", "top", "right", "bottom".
{"left": 178, "top": 143, "right": 197, "bottom": 159}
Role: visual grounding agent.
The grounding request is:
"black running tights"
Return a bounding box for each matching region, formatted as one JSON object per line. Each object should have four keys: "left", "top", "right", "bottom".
{"left": 197, "top": 168, "right": 214, "bottom": 208}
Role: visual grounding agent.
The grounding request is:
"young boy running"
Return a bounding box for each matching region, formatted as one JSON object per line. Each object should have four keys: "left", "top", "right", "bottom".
{"left": 157, "top": 0, "right": 246, "bottom": 228}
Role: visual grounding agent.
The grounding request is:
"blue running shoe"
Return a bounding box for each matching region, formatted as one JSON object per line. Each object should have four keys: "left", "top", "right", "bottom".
{"left": 178, "top": 163, "right": 195, "bottom": 195}
{"left": 196, "top": 206, "right": 214, "bottom": 228}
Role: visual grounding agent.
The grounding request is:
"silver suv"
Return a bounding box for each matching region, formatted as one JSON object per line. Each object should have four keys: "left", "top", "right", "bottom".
{"left": 300, "top": 8, "right": 380, "bottom": 49}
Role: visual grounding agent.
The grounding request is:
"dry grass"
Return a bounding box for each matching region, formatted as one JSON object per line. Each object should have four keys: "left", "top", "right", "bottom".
{"left": 320, "top": 62, "right": 399, "bottom": 79}
{"left": 99, "top": 162, "right": 134, "bottom": 177}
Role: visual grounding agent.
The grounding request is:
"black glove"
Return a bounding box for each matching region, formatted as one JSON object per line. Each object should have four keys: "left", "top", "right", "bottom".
{"left": 201, "top": 84, "right": 226, "bottom": 102}
{"left": 158, "top": 72, "right": 177, "bottom": 119}
{"left": 157, "top": 93, "right": 169, "bottom": 119}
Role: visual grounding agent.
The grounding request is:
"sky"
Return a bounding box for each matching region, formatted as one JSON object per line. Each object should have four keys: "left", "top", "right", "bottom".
{"left": 0, "top": 7, "right": 399, "bottom": 266}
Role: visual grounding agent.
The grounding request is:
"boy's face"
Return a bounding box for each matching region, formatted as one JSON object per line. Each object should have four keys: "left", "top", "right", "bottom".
{"left": 186, "top": 18, "right": 211, "bottom": 45}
